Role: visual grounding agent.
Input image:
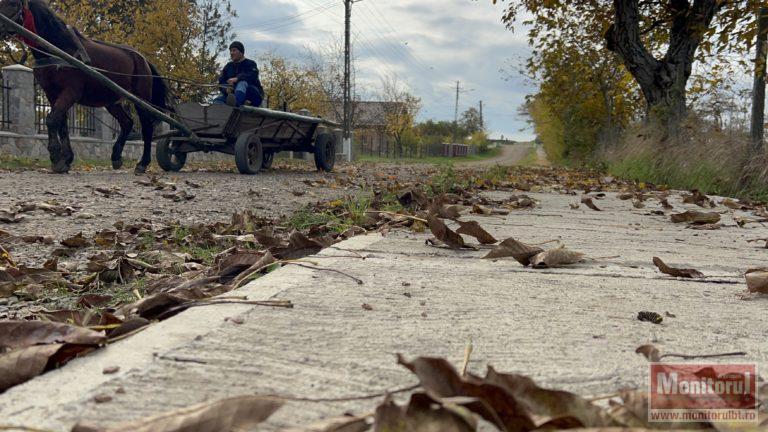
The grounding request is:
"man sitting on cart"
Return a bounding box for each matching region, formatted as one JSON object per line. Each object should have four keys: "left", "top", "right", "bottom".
{"left": 213, "top": 41, "right": 265, "bottom": 107}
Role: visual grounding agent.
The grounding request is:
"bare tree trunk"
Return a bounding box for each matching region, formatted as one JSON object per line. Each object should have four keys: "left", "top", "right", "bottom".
{"left": 750, "top": 7, "right": 768, "bottom": 157}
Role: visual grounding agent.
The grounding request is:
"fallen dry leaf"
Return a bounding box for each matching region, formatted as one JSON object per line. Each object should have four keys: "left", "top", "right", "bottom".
{"left": 61, "top": 232, "right": 90, "bottom": 248}
{"left": 670, "top": 211, "right": 720, "bottom": 225}
{"left": 745, "top": 269, "right": 768, "bottom": 294}
{"left": 0, "top": 343, "right": 63, "bottom": 392}
{"left": 682, "top": 190, "right": 714, "bottom": 208}
{"left": 374, "top": 392, "right": 477, "bottom": 432}
{"left": 426, "top": 215, "right": 466, "bottom": 249}
{"left": 635, "top": 344, "right": 661, "bottom": 362}
{"left": 71, "top": 395, "right": 283, "bottom": 432}
{"left": 652, "top": 257, "right": 704, "bottom": 279}
{"left": 397, "top": 355, "right": 613, "bottom": 430}
{"left": 483, "top": 238, "right": 543, "bottom": 266}
{"left": 0, "top": 321, "right": 106, "bottom": 350}
{"left": 580, "top": 197, "right": 601, "bottom": 211}
{"left": 455, "top": 220, "right": 497, "bottom": 245}
{"left": 531, "top": 247, "right": 585, "bottom": 268}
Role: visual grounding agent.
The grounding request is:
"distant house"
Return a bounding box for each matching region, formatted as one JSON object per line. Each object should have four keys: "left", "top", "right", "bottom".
{"left": 327, "top": 101, "right": 406, "bottom": 157}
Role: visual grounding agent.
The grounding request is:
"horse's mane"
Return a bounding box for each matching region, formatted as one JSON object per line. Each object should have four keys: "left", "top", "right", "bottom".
{"left": 28, "top": 0, "right": 78, "bottom": 53}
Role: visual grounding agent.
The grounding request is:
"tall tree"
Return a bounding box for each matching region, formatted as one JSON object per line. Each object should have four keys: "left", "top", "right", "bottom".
{"left": 258, "top": 51, "right": 325, "bottom": 114}
{"left": 380, "top": 73, "right": 422, "bottom": 157}
{"left": 493, "top": 0, "right": 763, "bottom": 137}
{"left": 193, "top": 0, "right": 237, "bottom": 101}
{"left": 460, "top": 107, "right": 484, "bottom": 134}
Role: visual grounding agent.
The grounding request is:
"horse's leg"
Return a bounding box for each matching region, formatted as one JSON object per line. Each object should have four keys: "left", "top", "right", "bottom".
{"left": 58, "top": 113, "right": 74, "bottom": 166}
{"left": 134, "top": 108, "right": 154, "bottom": 174}
{"left": 46, "top": 92, "right": 77, "bottom": 174}
{"left": 106, "top": 103, "right": 134, "bottom": 170}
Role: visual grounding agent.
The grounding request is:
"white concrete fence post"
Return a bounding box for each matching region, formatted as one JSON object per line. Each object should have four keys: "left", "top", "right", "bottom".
{"left": 2, "top": 65, "right": 36, "bottom": 135}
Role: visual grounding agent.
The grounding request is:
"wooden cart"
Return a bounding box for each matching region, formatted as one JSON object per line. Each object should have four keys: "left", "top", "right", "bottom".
{"left": 156, "top": 102, "right": 342, "bottom": 174}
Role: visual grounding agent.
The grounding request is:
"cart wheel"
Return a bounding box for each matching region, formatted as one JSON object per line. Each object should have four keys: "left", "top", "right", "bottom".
{"left": 156, "top": 138, "right": 187, "bottom": 172}
{"left": 262, "top": 151, "right": 274, "bottom": 169}
{"left": 235, "top": 133, "right": 263, "bottom": 175}
{"left": 314, "top": 133, "right": 336, "bottom": 172}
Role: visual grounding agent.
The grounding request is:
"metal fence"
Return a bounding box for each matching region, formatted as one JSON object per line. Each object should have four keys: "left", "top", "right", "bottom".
{"left": 0, "top": 76, "right": 10, "bottom": 131}
{"left": 34, "top": 82, "right": 96, "bottom": 137}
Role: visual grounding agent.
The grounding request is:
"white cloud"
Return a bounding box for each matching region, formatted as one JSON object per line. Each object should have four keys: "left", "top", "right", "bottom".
{"left": 228, "top": 0, "right": 535, "bottom": 140}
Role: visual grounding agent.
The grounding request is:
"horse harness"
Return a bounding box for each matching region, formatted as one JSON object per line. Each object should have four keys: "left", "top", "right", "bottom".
{"left": 16, "top": 0, "right": 91, "bottom": 67}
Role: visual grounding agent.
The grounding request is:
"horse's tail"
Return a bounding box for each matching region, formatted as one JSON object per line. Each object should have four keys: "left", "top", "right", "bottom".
{"left": 147, "top": 62, "right": 174, "bottom": 113}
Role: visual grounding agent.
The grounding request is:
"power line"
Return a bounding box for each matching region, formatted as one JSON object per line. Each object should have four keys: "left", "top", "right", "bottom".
{"left": 232, "top": 1, "right": 338, "bottom": 30}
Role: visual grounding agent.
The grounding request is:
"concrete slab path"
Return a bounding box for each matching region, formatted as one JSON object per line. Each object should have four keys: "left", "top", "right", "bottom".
{"left": 1, "top": 190, "right": 767, "bottom": 431}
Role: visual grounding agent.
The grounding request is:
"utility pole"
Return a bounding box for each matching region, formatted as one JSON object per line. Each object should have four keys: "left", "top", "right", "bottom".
{"left": 750, "top": 7, "right": 768, "bottom": 157}
{"left": 479, "top": 100, "right": 484, "bottom": 131}
{"left": 453, "top": 81, "right": 460, "bottom": 144}
{"left": 342, "top": 0, "right": 354, "bottom": 162}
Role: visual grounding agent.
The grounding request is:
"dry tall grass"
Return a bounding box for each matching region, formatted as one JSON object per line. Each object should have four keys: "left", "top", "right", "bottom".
{"left": 598, "top": 118, "right": 766, "bottom": 198}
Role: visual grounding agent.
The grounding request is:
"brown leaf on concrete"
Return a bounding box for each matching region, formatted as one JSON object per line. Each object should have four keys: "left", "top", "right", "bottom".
{"left": 635, "top": 344, "right": 661, "bottom": 362}
{"left": 0, "top": 343, "right": 63, "bottom": 392}
{"left": 426, "top": 215, "right": 466, "bottom": 249}
{"left": 658, "top": 197, "right": 674, "bottom": 210}
{"left": 374, "top": 393, "right": 477, "bottom": 432}
{"left": 61, "top": 232, "right": 90, "bottom": 248}
{"left": 745, "top": 269, "right": 768, "bottom": 294}
{"left": 397, "top": 355, "right": 533, "bottom": 431}
{"left": 471, "top": 204, "right": 509, "bottom": 216}
{"left": 396, "top": 355, "right": 614, "bottom": 430}
{"left": 632, "top": 199, "right": 645, "bottom": 209}
{"left": 682, "top": 190, "right": 714, "bottom": 208}
{"left": 670, "top": 211, "right": 720, "bottom": 225}
{"left": 580, "top": 197, "right": 601, "bottom": 211}
{"left": 273, "top": 232, "right": 324, "bottom": 259}
{"left": 455, "top": 220, "right": 497, "bottom": 245}
{"left": 71, "top": 395, "right": 283, "bottom": 432}
{"left": 652, "top": 257, "right": 704, "bottom": 279}
{"left": 398, "top": 188, "right": 429, "bottom": 209}
{"left": 721, "top": 198, "right": 742, "bottom": 210}
{"left": 531, "top": 247, "right": 585, "bottom": 268}
{"left": 0, "top": 321, "right": 105, "bottom": 350}
{"left": 569, "top": 203, "right": 580, "bottom": 210}
{"left": 483, "top": 238, "right": 543, "bottom": 266}
{"left": 618, "top": 193, "right": 634, "bottom": 200}
{"left": 483, "top": 367, "right": 611, "bottom": 428}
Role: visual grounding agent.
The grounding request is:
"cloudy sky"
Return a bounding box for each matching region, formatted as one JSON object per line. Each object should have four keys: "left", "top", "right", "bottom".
{"left": 228, "top": 0, "right": 535, "bottom": 141}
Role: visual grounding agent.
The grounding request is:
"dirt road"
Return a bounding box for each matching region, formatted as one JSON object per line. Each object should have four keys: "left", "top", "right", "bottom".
{"left": 457, "top": 142, "right": 533, "bottom": 167}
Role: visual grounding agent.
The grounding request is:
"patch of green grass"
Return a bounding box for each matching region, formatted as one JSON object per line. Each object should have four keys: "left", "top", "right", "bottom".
{"left": 180, "top": 244, "right": 223, "bottom": 265}
{"left": 342, "top": 195, "right": 373, "bottom": 227}
{"left": 289, "top": 207, "right": 342, "bottom": 231}
{"left": 429, "top": 164, "right": 459, "bottom": 194}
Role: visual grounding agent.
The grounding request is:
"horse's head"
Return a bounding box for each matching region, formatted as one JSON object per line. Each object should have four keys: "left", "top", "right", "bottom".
{"left": 0, "top": 0, "right": 25, "bottom": 36}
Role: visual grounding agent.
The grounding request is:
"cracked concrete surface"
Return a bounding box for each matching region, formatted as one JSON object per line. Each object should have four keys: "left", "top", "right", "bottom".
{"left": 1, "top": 190, "right": 767, "bottom": 430}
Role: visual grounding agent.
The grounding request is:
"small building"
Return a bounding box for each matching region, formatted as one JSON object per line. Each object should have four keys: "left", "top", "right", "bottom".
{"left": 327, "top": 101, "right": 405, "bottom": 157}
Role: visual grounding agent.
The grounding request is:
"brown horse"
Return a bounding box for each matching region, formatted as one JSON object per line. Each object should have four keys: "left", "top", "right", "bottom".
{"left": 0, "top": 0, "right": 170, "bottom": 173}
